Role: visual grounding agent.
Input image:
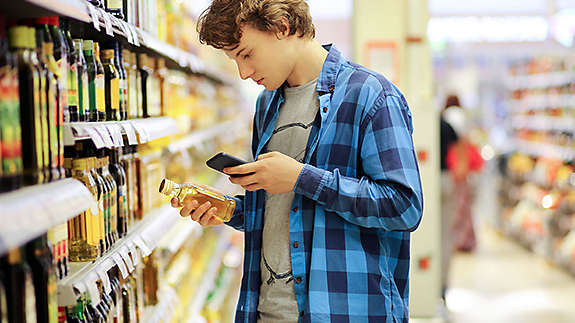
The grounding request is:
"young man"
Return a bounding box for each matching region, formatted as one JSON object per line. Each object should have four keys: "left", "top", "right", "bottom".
{"left": 172, "top": 0, "right": 423, "bottom": 322}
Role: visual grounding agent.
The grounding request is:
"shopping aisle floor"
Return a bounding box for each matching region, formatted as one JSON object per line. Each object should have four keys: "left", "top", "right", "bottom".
{"left": 445, "top": 222, "right": 575, "bottom": 323}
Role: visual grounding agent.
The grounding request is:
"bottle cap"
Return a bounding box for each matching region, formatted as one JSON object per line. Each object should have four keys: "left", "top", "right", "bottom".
{"left": 83, "top": 39, "right": 94, "bottom": 53}
{"left": 159, "top": 178, "right": 174, "bottom": 194}
{"left": 101, "top": 49, "right": 114, "bottom": 59}
{"left": 73, "top": 38, "right": 83, "bottom": 51}
{"left": 8, "top": 26, "right": 28, "bottom": 49}
{"left": 35, "top": 17, "right": 50, "bottom": 25}
{"left": 47, "top": 16, "right": 59, "bottom": 27}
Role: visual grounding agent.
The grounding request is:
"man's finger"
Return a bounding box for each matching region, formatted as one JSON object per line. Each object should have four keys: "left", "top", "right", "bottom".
{"left": 199, "top": 207, "right": 217, "bottom": 226}
{"left": 244, "top": 183, "right": 262, "bottom": 191}
{"left": 229, "top": 173, "right": 259, "bottom": 186}
{"left": 257, "top": 152, "right": 274, "bottom": 160}
{"left": 224, "top": 161, "right": 259, "bottom": 175}
{"left": 171, "top": 198, "right": 182, "bottom": 208}
{"left": 191, "top": 201, "right": 212, "bottom": 221}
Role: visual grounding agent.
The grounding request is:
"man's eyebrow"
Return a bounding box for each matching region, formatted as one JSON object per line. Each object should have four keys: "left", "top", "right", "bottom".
{"left": 236, "top": 48, "right": 246, "bottom": 57}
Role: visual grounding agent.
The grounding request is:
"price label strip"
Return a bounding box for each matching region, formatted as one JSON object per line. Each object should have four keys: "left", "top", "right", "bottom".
{"left": 86, "top": 3, "right": 101, "bottom": 31}
{"left": 96, "top": 264, "right": 112, "bottom": 294}
{"left": 128, "top": 242, "right": 140, "bottom": 266}
{"left": 98, "top": 8, "right": 114, "bottom": 36}
{"left": 120, "top": 122, "right": 138, "bottom": 145}
{"left": 83, "top": 126, "right": 106, "bottom": 149}
{"left": 112, "top": 253, "right": 129, "bottom": 279}
{"left": 120, "top": 246, "right": 135, "bottom": 272}
{"left": 134, "top": 236, "right": 152, "bottom": 257}
{"left": 93, "top": 126, "right": 115, "bottom": 148}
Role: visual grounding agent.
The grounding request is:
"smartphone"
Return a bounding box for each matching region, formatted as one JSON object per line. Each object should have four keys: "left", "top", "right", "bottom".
{"left": 206, "top": 152, "right": 254, "bottom": 177}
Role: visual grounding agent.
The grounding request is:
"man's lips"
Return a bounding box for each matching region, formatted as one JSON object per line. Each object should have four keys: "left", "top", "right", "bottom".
{"left": 256, "top": 78, "right": 264, "bottom": 85}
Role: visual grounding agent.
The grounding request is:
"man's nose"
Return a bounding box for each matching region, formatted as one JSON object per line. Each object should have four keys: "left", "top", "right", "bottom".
{"left": 237, "top": 61, "right": 254, "bottom": 80}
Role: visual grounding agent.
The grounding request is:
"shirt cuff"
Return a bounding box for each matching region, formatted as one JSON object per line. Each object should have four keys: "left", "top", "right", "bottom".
{"left": 293, "top": 164, "right": 328, "bottom": 200}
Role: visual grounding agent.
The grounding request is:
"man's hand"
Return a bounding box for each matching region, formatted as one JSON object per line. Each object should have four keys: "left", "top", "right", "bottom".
{"left": 224, "top": 151, "right": 304, "bottom": 194}
{"left": 170, "top": 195, "right": 224, "bottom": 226}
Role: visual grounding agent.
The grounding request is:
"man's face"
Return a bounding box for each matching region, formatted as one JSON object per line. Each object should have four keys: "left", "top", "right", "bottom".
{"left": 224, "top": 25, "right": 297, "bottom": 90}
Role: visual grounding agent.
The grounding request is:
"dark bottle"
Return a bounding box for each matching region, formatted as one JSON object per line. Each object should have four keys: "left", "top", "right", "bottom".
{"left": 108, "top": 148, "right": 128, "bottom": 237}
{"left": 26, "top": 235, "right": 58, "bottom": 323}
{"left": 46, "top": 17, "right": 66, "bottom": 179}
{"left": 138, "top": 53, "right": 151, "bottom": 118}
{"left": 116, "top": 43, "right": 128, "bottom": 120}
{"left": 61, "top": 18, "right": 77, "bottom": 123}
{"left": 0, "top": 15, "right": 23, "bottom": 192}
{"left": 99, "top": 154, "right": 119, "bottom": 244}
{"left": 83, "top": 40, "right": 99, "bottom": 122}
{"left": 132, "top": 145, "right": 142, "bottom": 220}
{"left": 106, "top": 0, "right": 125, "bottom": 20}
{"left": 121, "top": 145, "right": 134, "bottom": 225}
{"left": 35, "top": 18, "right": 61, "bottom": 182}
{"left": 0, "top": 269, "right": 8, "bottom": 323}
{"left": 93, "top": 42, "right": 106, "bottom": 122}
{"left": 101, "top": 49, "right": 120, "bottom": 121}
{"left": 3, "top": 248, "right": 38, "bottom": 322}
{"left": 73, "top": 39, "right": 88, "bottom": 122}
{"left": 9, "top": 26, "right": 45, "bottom": 185}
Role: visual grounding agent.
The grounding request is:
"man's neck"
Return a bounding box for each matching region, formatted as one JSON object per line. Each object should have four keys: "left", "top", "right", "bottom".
{"left": 286, "top": 41, "right": 328, "bottom": 88}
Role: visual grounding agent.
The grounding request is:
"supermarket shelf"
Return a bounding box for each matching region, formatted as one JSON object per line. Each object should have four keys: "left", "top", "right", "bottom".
{"left": 506, "top": 72, "right": 575, "bottom": 90}
{"left": 514, "top": 139, "right": 575, "bottom": 161}
{"left": 7, "top": 0, "right": 234, "bottom": 84}
{"left": 143, "top": 286, "right": 179, "bottom": 323}
{"left": 167, "top": 119, "right": 244, "bottom": 153}
{"left": 186, "top": 229, "right": 232, "bottom": 322}
{"left": 508, "top": 95, "right": 575, "bottom": 112}
{"left": 0, "top": 179, "right": 96, "bottom": 256}
{"left": 157, "top": 218, "right": 202, "bottom": 255}
{"left": 63, "top": 116, "right": 180, "bottom": 147}
{"left": 511, "top": 116, "right": 575, "bottom": 133}
{"left": 58, "top": 205, "right": 181, "bottom": 307}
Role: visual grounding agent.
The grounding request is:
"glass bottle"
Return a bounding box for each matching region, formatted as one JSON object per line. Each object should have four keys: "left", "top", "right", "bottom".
{"left": 113, "top": 42, "right": 127, "bottom": 120}
{"left": 155, "top": 58, "right": 167, "bottom": 116}
{"left": 101, "top": 49, "right": 120, "bottom": 121}
{"left": 88, "top": 156, "right": 107, "bottom": 254}
{"left": 3, "top": 248, "right": 37, "bottom": 322}
{"left": 133, "top": 145, "right": 142, "bottom": 219}
{"left": 61, "top": 19, "right": 77, "bottom": 124}
{"left": 106, "top": 0, "right": 125, "bottom": 20}
{"left": 142, "top": 253, "right": 158, "bottom": 305}
{"left": 73, "top": 39, "right": 88, "bottom": 122}
{"left": 83, "top": 40, "right": 98, "bottom": 122}
{"left": 26, "top": 235, "right": 58, "bottom": 323}
{"left": 93, "top": 42, "right": 106, "bottom": 122}
{"left": 69, "top": 158, "right": 100, "bottom": 262}
{"left": 138, "top": 53, "right": 151, "bottom": 118}
{"left": 132, "top": 52, "right": 142, "bottom": 118}
{"left": 109, "top": 148, "right": 128, "bottom": 237}
{"left": 100, "top": 155, "right": 119, "bottom": 244}
{"left": 121, "top": 145, "right": 134, "bottom": 225}
{"left": 0, "top": 16, "right": 23, "bottom": 192}
{"left": 159, "top": 178, "right": 236, "bottom": 222}
{"left": 0, "top": 269, "right": 8, "bottom": 323}
{"left": 119, "top": 47, "right": 130, "bottom": 120}
{"left": 9, "top": 26, "right": 44, "bottom": 185}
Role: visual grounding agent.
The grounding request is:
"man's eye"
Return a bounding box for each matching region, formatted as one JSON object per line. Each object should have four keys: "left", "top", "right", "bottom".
{"left": 243, "top": 54, "right": 250, "bottom": 59}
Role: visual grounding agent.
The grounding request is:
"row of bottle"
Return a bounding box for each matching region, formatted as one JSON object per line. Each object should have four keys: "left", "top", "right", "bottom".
{"left": 62, "top": 141, "right": 142, "bottom": 264}
{"left": 0, "top": 236, "right": 161, "bottom": 323}
{"left": 0, "top": 15, "right": 166, "bottom": 193}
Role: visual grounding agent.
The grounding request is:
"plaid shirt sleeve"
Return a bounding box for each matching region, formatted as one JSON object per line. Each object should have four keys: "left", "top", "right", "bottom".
{"left": 294, "top": 94, "right": 423, "bottom": 231}
{"left": 224, "top": 195, "right": 245, "bottom": 231}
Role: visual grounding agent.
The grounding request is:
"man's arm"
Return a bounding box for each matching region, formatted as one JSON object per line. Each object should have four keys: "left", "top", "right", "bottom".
{"left": 224, "top": 195, "right": 245, "bottom": 232}
{"left": 294, "top": 95, "right": 423, "bottom": 231}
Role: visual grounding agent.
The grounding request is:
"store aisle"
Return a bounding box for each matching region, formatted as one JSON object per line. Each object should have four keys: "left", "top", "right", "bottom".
{"left": 446, "top": 223, "right": 575, "bottom": 323}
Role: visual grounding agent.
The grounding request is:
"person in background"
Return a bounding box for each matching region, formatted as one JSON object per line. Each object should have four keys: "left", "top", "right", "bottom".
{"left": 444, "top": 98, "right": 484, "bottom": 253}
{"left": 440, "top": 94, "right": 459, "bottom": 299}
{"left": 171, "top": 0, "right": 424, "bottom": 322}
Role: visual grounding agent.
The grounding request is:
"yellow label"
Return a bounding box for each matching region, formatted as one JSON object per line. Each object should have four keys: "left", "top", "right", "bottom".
{"left": 111, "top": 78, "right": 119, "bottom": 109}
{"left": 96, "top": 75, "right": 105, "bottom": 113}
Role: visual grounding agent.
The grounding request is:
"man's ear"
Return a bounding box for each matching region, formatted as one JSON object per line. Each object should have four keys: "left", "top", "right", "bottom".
{"left": 275, "top": 16, "right": 291, "bottom": 40}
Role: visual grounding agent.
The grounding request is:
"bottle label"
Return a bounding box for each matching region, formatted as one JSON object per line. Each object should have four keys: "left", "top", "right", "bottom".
{"left": 68, "top": 65, "right": 78, "bottom": 107}
{"left": 25, "top": 274, "right": 37, "bottom": 323}
{"left": 111, "top": 78, "right": 119, "bottom": 109}
{"left": 82, "top": 73, "right": 89, "bottom": 116}
{"left": 96, "top": 75, "right": 106, "bottom": 113}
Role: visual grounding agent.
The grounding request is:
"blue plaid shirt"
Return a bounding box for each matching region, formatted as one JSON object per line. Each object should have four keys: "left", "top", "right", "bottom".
{"left": 226, "top": 45, "right": 423, "bottom": 323}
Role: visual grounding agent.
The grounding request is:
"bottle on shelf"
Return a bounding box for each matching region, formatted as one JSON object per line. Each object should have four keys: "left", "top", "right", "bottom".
{"left": 142, "top": 252, "right": 159, "bottom": 306}
{"left": 159, "top": 178, "right": 236, "bottom": 222}
{"left": 9, "top": 26, "right": 45, "bottom": 186}
{"left": 132, "top": 52, "right": 142, "bottom": 118}
{"left": 0, "top": 269, "right": 8, "bottom": 323}
{"left": 114, "top": 41, "right": 127, "bottom": 120}
{"left": 124, "top": 49, "right": 138, "bottom": 119}
{"left": 155, "top": 57, "right": 167, "bottom": 116}
{"left": 26, "top": 235, "right": 58, "bottom": 323}
{"left": 69, "top": 158, "right": 100, "bottom": 262}
{"left": 93, "top": 42, "right": 106, "bottom": 122}
{"left": 2, "top": 248, "right": 38, "bottom": 322}
{"left": 73, "top": 39, "right": 88, "bottom": 122}
{"left": 99, "top": 154, "right": 119, "bottom": 243}
{"left": 88, "top": 156, "right": 109, "bottom": 254}
{"left": 0, "top": 16, "right": 23, "bottom": 193}
{"left": 83, "top": 40, "right": 99, "bottom": 122}
{"left": 101, "top": 47, "right": 120, "bottom": 121}
{"left": 132, "top": 145, "right": 142, "bottom": 220}
{"left": 108, "top": 148, "right": 129, "bottom": 237}
{"left": 61, "top": 18, "right": 77, "bottom": 124}
{"left": 138, "top": 53, "right": 151, "bottom": 118}
{"left": 47, "top": 17, "right": 68, "bottom": 156}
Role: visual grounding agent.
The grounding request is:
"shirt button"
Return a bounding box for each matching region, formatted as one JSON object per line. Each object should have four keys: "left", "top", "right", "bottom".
{"left": 293, "top": 207, "right": 298, "bottom": 212}
{"left": 293, "top": 242, "right": 299, "bottom": 248}
{"left": 296, "top": 277, "right": 302, "bottom": 283}
{"left": 323, "top": 107, "right": 328, "bottom": 113}
{"left": 300, "top": 311, "right": 304, "bottom": 317}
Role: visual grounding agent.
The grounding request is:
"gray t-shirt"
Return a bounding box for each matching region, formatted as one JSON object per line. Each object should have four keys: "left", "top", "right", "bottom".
{"left": 257, "top": 78, "right": 319, "bottom": 322}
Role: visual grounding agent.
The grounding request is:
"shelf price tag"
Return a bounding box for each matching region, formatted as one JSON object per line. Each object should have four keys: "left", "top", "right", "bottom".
{"left": 134, "top": 236, "right": 152, "bottom": 257}
{"left": 127, "top": 24, "right": 141, "bottom": 47}
{"left": 86, "top": 3, "right": 101, "bottom": 31}
{"left": 120, "top": 122, "right": 138, "bottom": 145}
{"left": 86, "top": 279, "right": 101, "bottom": 306}
{"left": 120, "top": 246, "right": 135, "bottom": 272}
{"left": 119, "top": 21, "right": 134, "bottom": 44}
{"left": 112, "top": 254, "right": 129, "bottom": 279}
{"left": 98, "top": 9, "right": 114, "bottom": 36}
{"left": 83, "top": 126, "right": 106, "bottom": 149}
{"left": 93, "top": 126, "right": 115, "bottom": 148}
{"left": 96, "top": 265, "right": 112, "bottom": 294}
{"left": 128, "top": 242, "right": 140, "bottom": 266}
{"left": 104, "top": 125, "right": 122, "bottom": 147}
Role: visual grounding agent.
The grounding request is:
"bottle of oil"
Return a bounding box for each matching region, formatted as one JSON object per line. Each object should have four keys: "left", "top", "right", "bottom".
{"left": 9, "top": 26, "right": 45, "bottom": 186}
{"left": 101, "top": 48, "right": 120, "bottom": 121}
{"left": 0, "top": 269, "right": 8, "bottom": 323}
{"left": 121, "top": 145, "right": 134, "bottom": 225}
{"left": 115, "top": 42, "right": 127, "bottom": 120}
{"left": 100, "top": 155, "right": 119, "bottom": 244}
{"left": 123, "top": 49, "right": 137, "bottom": 119}
{"left": 87, "top": 156, "right": 107, "bottom": 255}
{"left": 155, "top": 58, "right": 167, "bottom": 116}
{"left": 142, "top": 252, "right": 158, "bottom": 306}
{"left": 73, "top": 39, "right": 89, "bottom": 122}
{"left": 132, "top": 52, "right": 142, "bottom": 118}
{"left": 137, "top": 53, "right": 151, "bottom": 118}
{"left": 2, "top": 248, "right": 37, "bottom": 322}
{"left": 69, "top": 158, "right": 100, "bottom": 262}
{"left": 132, "top": 145, "right": 143, "bottom": 220}
{"left": 109, "top": 148, "right": 128, "bottom": 237}
{"left": 26, "top": 235, "right": 58, "bottom": 323}
{"left": 159, "top": 178, "right": 235, "bottom": 222}
{"left": 83, "top": 40, "right": 98, "bottom": 122}
{"left": 0, "top": 16, "right": 23, "bottom": 193}
{"left": 93, "top": 42, "right": 106, "bottom": 122}
{"left": 61, "top": 19, "right": 77, "bottom": 123}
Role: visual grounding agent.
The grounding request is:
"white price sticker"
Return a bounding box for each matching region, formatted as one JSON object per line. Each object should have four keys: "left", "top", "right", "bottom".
{"left": 98, "top": 9, "right": 114, "bottom": 36}
{"left": 134, "top": 237, "right": 152, "bottom": 257}
{"left": 83, "top": 127, "right": 106, "bottom": 149}
{"left": 120, "top": 246, "right": 135, "bottom": 272}
{"left": 119, "top": 21, "right": 134, "bottom": 44}
{"left": 97, "top": 265, "right": 112, "bottom": 294}
{"left": 94, "top": 126, "right": 115, "bottom": 148}
{"left": 86, "top": 280, "right": 101, "bottom": 305}
{"left": 86, "top": 3, "right": 101, "bottom": 31}
{"left": 111, "top": 124, "right": 126, "bottom": 146}
{"left": 112, "top": 254, "right": 129, "bottom": 279}
{"left": 128, "top": 24, "right": 140, "bottom": 46}
{"left": 104, "top": 125, "right": 121, "bottom": 147}
{"left": 129, "top": 243, "right": 140, "bottom": 266}
{"left": 120, "top": 123, "right": 138, "bottom": 145}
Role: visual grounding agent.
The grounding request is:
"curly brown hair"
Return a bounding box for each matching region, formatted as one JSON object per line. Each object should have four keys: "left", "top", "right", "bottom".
{"left": 197, "top": 0, "right": 315, "bottom": 49}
